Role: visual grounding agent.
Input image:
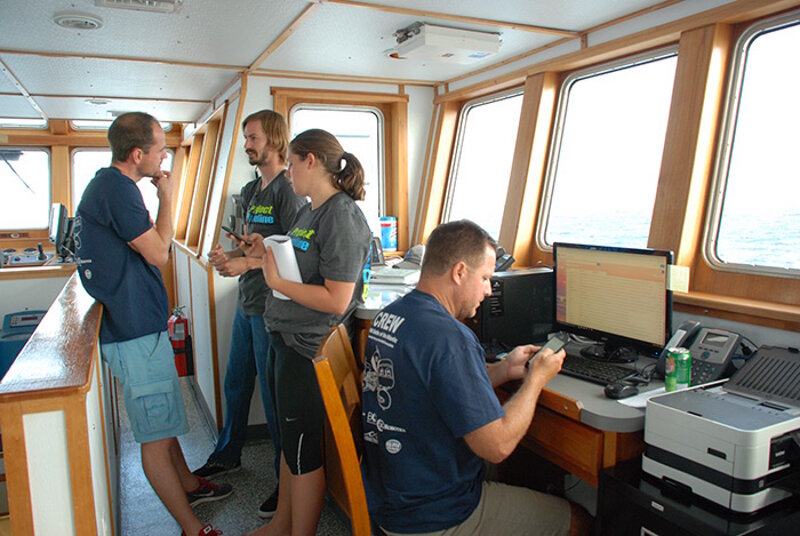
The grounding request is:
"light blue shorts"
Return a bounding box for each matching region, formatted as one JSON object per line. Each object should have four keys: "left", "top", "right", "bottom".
{"left": 101, "top": 331, "right": 189, "bottom": 443}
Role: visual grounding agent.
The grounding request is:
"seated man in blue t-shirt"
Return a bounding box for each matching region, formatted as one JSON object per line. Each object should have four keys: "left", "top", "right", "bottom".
{"left": 361, "top": 220, "right": 592, "bottom": 535}
{"left": 75, "top": 112, "right": 230, "bottom": 536}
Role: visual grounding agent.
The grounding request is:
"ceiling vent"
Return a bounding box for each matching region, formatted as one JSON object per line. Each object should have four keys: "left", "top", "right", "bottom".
{"left": 95, "top": 0, "right": 184, "bottom": 14}
{"left": 53, "top": 12, "right": 104, "bottom": 30}
{"left": 389, "top": 22, "right": 501, "bottom": 64}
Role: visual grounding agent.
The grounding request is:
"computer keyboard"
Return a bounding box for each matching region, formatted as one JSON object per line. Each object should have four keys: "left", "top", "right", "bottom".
{"left": 559, "top": 353, "right": 637, "bottom": 385}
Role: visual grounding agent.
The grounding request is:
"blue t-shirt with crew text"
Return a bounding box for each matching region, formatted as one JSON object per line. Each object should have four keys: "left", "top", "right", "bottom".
{"left": 361, "top": 289, "right": 504, "bottom": 533}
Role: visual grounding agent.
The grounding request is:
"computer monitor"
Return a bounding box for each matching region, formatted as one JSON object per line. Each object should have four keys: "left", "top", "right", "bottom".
{"left": 48, "top": 202, "right": 73, "bottom": 260}
{"left": 553, "top": 242, "right": 673, "bottom": 361}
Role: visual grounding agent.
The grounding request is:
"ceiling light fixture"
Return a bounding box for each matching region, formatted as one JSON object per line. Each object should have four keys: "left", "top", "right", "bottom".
{"left": 387, "top": 22, "right": 502, "bottom": 64}
{"left": 53, "top": 12, "right": 104, "bottom": 30}
{"left": 85, "top": 98, "right": 111, "bottom": 105}
{"left": 95, "top": 0, "right": 184, "bottom": 14}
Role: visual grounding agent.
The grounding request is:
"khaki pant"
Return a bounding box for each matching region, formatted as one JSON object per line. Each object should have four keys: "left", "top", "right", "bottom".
{"left": 383, "top": 480, "right": 571, "bottom": 536}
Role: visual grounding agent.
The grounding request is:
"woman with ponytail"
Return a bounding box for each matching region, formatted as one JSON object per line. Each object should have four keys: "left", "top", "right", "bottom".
{"left": 243, "top": 128, "right": 371, "bottom": 536}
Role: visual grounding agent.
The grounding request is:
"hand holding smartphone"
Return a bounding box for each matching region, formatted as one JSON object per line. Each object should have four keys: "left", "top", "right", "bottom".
{"left": 221, "top": 224, "right": 249, "bottom": 245}
{"left": 527, "top": 332, "right": 569, "bottom": 367}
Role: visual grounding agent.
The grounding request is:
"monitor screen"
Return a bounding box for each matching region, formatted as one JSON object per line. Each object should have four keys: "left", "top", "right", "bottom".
{"left": 553, "top": 242, "right": 673, "bottom": 361}
{"left": 48, "top": 203, "right": 70, "bottom": 259}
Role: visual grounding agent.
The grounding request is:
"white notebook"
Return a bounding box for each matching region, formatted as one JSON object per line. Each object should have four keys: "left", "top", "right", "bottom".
{"left": 263, "top": 235, "right": 302, "bottom": 300}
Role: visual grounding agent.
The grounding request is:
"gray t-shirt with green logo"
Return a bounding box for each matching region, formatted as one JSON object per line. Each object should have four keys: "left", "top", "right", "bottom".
{"left": 238, "top": 171, "right": 307, "bottom": 315}
{"left": 264, "top": 191, "right": 371, "bottom": 358}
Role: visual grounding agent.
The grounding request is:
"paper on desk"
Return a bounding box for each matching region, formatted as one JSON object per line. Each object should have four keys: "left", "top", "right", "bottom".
{"left": 263, "top": 235, "right": 302, "bottom": 300}
{"left": 617, "top": 387, "right": 666, "bottom": 409}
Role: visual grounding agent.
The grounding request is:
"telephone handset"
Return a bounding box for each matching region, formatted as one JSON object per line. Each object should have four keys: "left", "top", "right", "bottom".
{"left": 656, "top": 320, "right": 702, "bottom": 378}
{"left": 494, "top": 246, "right": 515, "bottom": 272}
{"left": 655, "top": 320, "right": 741, "bottom": 384}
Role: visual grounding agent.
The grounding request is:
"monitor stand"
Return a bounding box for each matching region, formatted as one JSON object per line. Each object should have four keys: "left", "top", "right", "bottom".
{"left": 580, "top": 343, "right": 638, "bottom": 363}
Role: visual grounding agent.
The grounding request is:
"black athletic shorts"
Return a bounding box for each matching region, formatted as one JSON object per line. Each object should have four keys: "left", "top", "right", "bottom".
{"left": 268, "top": 332, "right": 325, "bottom": 475}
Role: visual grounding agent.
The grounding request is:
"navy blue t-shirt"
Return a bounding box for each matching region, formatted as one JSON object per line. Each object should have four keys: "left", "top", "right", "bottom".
{"left": 74, "top": 166, "right": 169, "bottom": 344}
{"left": 361, "top": 289, "right": 504, "bottom": 533}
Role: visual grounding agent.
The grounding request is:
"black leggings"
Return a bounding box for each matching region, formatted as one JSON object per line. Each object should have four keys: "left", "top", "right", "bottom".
{"left": 268, "top": 333, "right": 325, "bottom": 475}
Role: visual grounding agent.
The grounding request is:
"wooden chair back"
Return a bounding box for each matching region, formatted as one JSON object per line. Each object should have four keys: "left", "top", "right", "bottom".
{"left": 314, "top": 324, "right": 371, "bottom": 536}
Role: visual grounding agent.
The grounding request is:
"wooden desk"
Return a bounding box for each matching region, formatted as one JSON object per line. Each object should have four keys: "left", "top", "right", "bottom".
{"left": 495, "top": 379, "right": 647, "bottom": 487}
{"left": 355, "top": 291, "right": 656, "bottom": 488}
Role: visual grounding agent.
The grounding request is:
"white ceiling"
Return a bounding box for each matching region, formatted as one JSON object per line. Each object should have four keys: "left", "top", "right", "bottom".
{"left": 0, "top": 0, "right": 677, "bottom": 123}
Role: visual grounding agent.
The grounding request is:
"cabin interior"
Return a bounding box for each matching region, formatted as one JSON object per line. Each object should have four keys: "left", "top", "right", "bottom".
{"left": 1, "top": 0, "right": 799, "bottom": 534}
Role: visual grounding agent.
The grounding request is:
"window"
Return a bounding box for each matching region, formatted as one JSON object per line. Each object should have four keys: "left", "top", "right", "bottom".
{"left": 0, "top": 118, "right": 47, "bottom": 129}
{"left": 290, "top": 106, "right": 384, "bottom": 235}
{"left": 708, "top": 16, "right": 800, "bottom": 274}
{"left": 443, "top": 90, "right": 523, "bottom": 241}
{"left": 71, "top": 119, "right": 172, "bottom": 131}
{"left": 540, "top": 50, "right": 677, "bottom": 248}
{"left": 0, "top": 148, "right": 50, "bottom": 229}
{"left": 73, "top": 149, "right": 174, "bottom": 220}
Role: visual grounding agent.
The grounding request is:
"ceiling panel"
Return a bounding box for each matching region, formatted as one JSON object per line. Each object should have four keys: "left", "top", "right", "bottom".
{"left": 0, "top": 95, "right": 41, "bottom": 119}
{"left": 0, "top": 70, "right": 20, "bottom": 94}
{"left": 2, "top": 53, "right": 231, "bottom": 100}
{"left": 36, "top": 96, "right": 207, "bottom": 123}
{"left": 258, "top": 3, "right": 556, "bottom": 81}
{"left": 0, "top": 0, "right": 305, "bottom": 67}
{"left": 348, "top": 0, "right": 668, "bottom": 31}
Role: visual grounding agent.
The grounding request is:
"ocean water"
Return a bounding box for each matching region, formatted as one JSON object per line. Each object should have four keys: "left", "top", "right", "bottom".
{"left": 546, "top": 210, "right": 800, "bottom": 271}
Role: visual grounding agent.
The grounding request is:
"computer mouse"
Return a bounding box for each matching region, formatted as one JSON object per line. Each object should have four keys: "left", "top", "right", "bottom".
{"left": 604, "top": 382, "right": 639, "bottom": 400}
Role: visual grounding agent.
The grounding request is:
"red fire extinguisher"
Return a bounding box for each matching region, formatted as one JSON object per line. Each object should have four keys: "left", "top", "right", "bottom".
{"left": 167, "top": 306, "right": 190, "bottom": 375}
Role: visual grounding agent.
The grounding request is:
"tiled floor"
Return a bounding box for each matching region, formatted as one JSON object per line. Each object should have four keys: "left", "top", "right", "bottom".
{"left": 119, "top": 377, "right": 351, "bottom": 535}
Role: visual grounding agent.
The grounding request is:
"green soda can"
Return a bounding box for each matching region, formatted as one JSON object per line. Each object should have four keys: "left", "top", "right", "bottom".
{"left": 664, "top": 347, "right": 692, "bottom": 392}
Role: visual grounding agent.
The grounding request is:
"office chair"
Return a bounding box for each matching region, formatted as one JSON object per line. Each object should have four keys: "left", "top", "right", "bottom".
{"left": 314, "top": 324, "right": 386, "bottom": 536}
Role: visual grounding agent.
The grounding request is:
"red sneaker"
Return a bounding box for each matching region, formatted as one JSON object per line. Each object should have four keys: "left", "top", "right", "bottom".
{"left": 182, "top": 524, "right": 223, "bottom": 536}
{"left": 186, "top": 477, "right": 233, "bottom": 506}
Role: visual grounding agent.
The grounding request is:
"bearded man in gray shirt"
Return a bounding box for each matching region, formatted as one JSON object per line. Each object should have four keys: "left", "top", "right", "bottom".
{"left": 193, "top": 110, "right": 306, "bottom": 519}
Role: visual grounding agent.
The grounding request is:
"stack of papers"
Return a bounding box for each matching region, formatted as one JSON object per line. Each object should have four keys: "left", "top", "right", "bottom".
{"left": 370, "top": 268, "right": 420, "bottom": 285}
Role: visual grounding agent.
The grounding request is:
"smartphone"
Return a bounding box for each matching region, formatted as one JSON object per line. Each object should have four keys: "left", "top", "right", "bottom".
{"left": 221, "top": 224, "right": 249, "bottom": 244}
{"left": 527, "top": 332, "right": 569, "bottom": 367}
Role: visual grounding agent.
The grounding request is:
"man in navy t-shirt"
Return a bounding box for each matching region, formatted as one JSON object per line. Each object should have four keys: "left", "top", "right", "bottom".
{"left": 75, "top": 112, "right": 229, "bottom": 536}
{"left": 362, "top": 220, "right": 592, "bottom": 535}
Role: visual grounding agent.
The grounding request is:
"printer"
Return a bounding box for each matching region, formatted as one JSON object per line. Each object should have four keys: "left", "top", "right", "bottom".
{"left": 642, "top": 345, "right": 800, "bottom": 513}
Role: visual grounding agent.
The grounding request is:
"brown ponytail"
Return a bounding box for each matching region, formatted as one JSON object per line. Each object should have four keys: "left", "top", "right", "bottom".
{"left": 289, "top": 129, "right": 366, "bottom": 201}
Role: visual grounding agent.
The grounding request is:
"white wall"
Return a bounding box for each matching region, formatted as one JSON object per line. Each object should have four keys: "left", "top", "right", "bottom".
{"left": 0, "top": 275, "right": 71, "bottom": 323}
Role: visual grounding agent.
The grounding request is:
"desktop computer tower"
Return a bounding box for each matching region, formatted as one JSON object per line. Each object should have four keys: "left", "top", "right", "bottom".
{"left": 467, "top": 267, "right": 554, "bottom": 350}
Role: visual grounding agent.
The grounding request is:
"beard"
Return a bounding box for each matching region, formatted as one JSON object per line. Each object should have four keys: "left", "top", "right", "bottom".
{"left": 247, "top": 149, "right": 266, "bottom": 166}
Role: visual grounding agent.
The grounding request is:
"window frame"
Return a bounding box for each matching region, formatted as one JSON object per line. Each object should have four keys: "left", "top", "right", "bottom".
{"left": 704, "top": 10, "right": 800, "bottom": 279}
{"left": 288, "top": 103, "right": 386, "bottom": 219}
{"left": 441, "top": 86, "right": 524, "bottom": 237}
{"left": 535, "top": 46, "right": 679, "bottom": 252}
{"left": 271, "top": 86, "right": 409, "bottom": 250}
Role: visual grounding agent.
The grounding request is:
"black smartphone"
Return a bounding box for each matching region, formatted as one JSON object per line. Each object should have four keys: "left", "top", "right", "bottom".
{"left": 527, "top": 332, "right": 569, "bottom": 367}
{"left": 220, "top": 224, "right": 248, "bottom": 244}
